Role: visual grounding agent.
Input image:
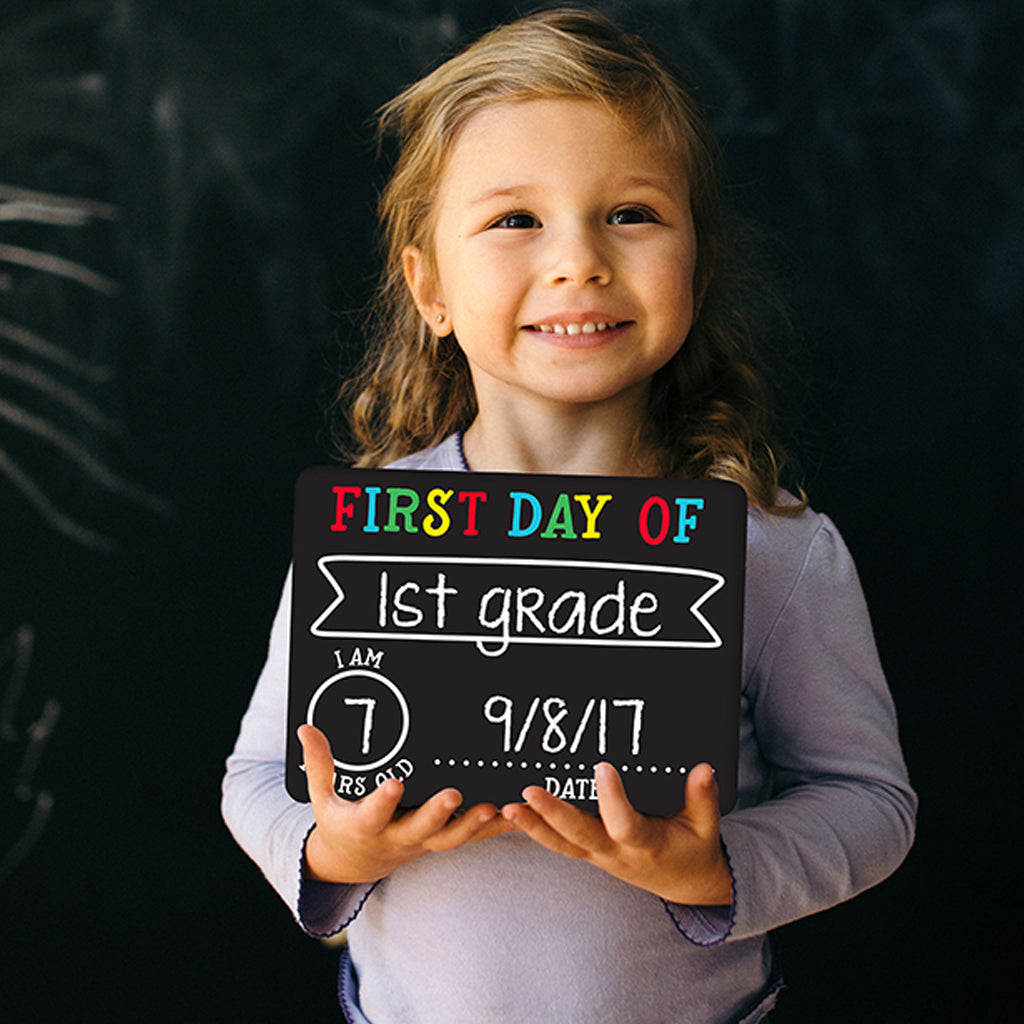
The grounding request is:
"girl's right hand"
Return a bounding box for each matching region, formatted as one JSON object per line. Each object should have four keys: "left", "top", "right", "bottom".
{"left": 298, "top": 724, "right": 510, "bottom": 884}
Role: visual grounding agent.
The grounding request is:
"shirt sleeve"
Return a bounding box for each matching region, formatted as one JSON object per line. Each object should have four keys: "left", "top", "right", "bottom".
{"left": 666, "top": 515, "right": 917, "bottom": 944}
{"left": 220, "top": 568, "right": 375, "bottom": 938}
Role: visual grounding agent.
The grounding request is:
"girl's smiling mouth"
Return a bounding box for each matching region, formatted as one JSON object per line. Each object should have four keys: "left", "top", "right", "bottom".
{"left": 531, "top": 320, "right": 631, "bottom": 335}
{"left": 523, "top": 318, "right": 635, "bottom": 341}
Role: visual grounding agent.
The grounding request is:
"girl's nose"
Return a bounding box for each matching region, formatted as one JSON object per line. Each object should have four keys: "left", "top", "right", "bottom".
{"left": 544, "top": 225, "right": 613, "bottom": 287}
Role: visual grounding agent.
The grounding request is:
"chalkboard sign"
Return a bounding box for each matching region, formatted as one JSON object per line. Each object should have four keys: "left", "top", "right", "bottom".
{"left": 286, "top": 469, "right": 746, "bottom": 815}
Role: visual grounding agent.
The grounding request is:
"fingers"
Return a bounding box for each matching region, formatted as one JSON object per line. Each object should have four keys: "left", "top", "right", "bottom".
{"left": 390, "top": 787, "right": 463, "bottom": 846}
{"left": 297, "top": 724, "right": 338, "bottom": 806}
{"left": 423, "top": 803, "right": 510, "bottom": 852}
{"left": 296, "top": 725, "right": 504, "bottom": 848}
{"left": 354, "top": 777, "right": 406, "bottom": 834}
{"left": 465, "top": 809, "right": 517, "bottom": 844}
{"left": 505, "top": 785, "right": 611, "bottom": 859}
{"left": 501, "top": 764, "right": 728, "bottom": 903}
{"left": 501, "top": 800, "right": 588, "bottom": 859}
{"left": 510, "top": 765, "right": 651, "bottom": 858}
{"left": 594, "top": 762, "right": 648, "bottom": 846}
{"left": 682, "top": 763, "right": 721, "bottom": 839}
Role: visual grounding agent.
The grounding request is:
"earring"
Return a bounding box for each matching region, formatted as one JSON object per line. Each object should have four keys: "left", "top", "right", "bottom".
{"left": 436, "top": 313, "right": 444, "bottom": 323}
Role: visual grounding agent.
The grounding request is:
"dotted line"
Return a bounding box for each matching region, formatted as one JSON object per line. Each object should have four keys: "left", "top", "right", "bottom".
{"left": 432, "top": 758, "right": 687, "bottom": 774}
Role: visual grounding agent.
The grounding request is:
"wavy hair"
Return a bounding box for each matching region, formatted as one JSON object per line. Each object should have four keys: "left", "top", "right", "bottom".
{"left": 333, "top": 6, "right": 803, "bottom": 514}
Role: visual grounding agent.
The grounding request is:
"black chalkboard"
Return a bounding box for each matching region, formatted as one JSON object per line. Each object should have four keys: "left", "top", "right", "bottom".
{"left": 286, "top": 468, "right": 746, "bottom": 815}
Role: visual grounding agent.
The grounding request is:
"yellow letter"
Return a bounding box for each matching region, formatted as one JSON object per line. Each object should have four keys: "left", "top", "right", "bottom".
{"left": 423, "top": 487, "right": 453, "bottom": 537}
{"left": 573, "top": 494, "right": 613, "bottom": 539}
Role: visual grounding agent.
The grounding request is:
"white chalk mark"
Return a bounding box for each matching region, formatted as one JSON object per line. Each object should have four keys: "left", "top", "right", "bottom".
{"left": 15, "top": 698, "right": 61, "bottom": 799}
{"left": 0, "top": 318, "right": 113, "bottom": 381}
{"left": 0, "top": 625, "right": 35, "bottom": 742}
{"left": 0, "top": 397, "right": 169, "bottom": 514}
{"left": 0, "top": 242, "right": 120, "bottom": 297}
{"left": 0, "top": 447, "right": 115, "bottom": 550}
{"left": 0, "top": 790, "right": 54, "bottom": 886}
{"left": 0, "top": 183, "right": 117, "bottom": 220}
{"left": 0, "top": 201, "right": 94, "bottom": 227}
{"left": 0, "top": 355, "right": 121, "bottom": 432}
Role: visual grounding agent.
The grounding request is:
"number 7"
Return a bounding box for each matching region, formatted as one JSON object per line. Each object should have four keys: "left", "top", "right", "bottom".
{"left": 344, "top": 697, "right": 377, "bottom": 755}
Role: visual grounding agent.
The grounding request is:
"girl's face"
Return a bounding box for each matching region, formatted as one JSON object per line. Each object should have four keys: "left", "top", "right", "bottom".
{"left": 404, "top": 98, "right": 698, "bottom": 420}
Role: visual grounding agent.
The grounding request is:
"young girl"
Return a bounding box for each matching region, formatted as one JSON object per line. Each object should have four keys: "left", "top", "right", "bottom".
{"left": 222, "top": 9, "right": 916, "bottom": 1023}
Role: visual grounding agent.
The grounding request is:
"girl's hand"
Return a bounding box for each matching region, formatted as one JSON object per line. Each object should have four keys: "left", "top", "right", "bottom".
{"left": 298, "top": 724, "right": 511, "bottom": 884}
{"left": 502, "top": 762, "right": 732, "bottom": 906}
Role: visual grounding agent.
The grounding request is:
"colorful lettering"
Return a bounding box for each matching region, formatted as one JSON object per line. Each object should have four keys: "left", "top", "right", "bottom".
{"left": 673, "top": 498, "right": 704, "bottom": 543}
{"left": 331, "top": 486, "right": 361, "bottom": 532}
{"left": 638, "top": 496, "right": 671, "bottom": 545}
{"left": 459, "top": 491, "right": 487, "bottom": 536}
{"left": 423, "top": 488, "right": 454, "bottom": 537}
{"left": 384, "top": 488, "right": 421, "bottom": 533}
{"left": 508, "top": 491, "right": 542, "bottom": 537}
{"left": 573, "top": 493, "right": 612, "bottom": 539}
{"left": 540, "top": 493, "right": 578, "bottom": 540}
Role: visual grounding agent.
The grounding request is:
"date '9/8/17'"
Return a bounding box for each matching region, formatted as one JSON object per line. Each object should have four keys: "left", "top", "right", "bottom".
{"left": 483, "top": 694, "right": 645, "bottom": 756}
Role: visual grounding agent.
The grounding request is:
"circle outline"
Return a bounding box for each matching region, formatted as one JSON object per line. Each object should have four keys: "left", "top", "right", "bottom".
{"left": 306, "top": 668, "right": 410, "bottom": 771}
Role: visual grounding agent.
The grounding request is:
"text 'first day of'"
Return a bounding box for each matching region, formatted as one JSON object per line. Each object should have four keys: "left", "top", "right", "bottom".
{"left": 329, "top": 486, "right": 705, "bottom": 546}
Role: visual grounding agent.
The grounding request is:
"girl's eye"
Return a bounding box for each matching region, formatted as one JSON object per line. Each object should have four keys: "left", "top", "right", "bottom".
{"left": 609, "top": 206, "right": 656, "bottom": 225}
{"left": 492, "top": 212, "right": 540, "bottom": 229}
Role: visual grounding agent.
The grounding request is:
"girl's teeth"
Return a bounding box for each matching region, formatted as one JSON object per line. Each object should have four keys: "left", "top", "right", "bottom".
{"left": 536, "top": 322, "right": 613, "bottom": 334}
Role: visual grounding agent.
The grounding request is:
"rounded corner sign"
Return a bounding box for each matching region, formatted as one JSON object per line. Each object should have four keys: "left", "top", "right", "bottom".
{"left": 286, "top": 469, "right": 746, "bottom": 816}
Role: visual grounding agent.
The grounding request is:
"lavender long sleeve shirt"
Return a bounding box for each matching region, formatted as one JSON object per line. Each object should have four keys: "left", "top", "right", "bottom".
{"left": 222, "top": 435, "right": 916, "bottom": 1024}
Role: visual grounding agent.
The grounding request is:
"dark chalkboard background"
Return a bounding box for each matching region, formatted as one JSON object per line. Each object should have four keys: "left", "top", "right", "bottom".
{"left": 1, "top": 1, "right": 1020, "bottom": 1020}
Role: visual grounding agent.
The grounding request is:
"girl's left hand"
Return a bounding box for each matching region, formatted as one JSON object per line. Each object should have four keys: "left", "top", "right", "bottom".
{"left": 502, "top": 762, "right": 732, "bottom": 906}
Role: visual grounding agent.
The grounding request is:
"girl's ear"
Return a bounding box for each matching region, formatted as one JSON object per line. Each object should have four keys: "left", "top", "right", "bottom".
{"left": 402, "top": 245, "right": 449, "bottom": 336}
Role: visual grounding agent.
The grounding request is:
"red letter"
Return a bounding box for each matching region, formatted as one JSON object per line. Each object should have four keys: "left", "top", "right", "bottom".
{"left": 331, "top": 486, "right": 361, "bottom": 531}
{"left": 638, "top": 496, "right": 670, "bottom": 545}
{"left": 458, "top": 491, "right": 488, "bottom": 536}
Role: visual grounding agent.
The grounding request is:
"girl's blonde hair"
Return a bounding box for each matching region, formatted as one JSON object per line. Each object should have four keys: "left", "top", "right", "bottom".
{"left": 334, "top": 6, "right": 803, "bottom": 514}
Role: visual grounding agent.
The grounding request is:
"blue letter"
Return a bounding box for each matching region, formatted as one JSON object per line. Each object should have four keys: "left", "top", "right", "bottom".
{"left": 508, "top": 491, "right": 542, "bottom": 537}
{"left": 364, "top": 486, "right": 381, "bottom": 533}
{"left": 673, "top": 498, "right": 704, "bottom": 543}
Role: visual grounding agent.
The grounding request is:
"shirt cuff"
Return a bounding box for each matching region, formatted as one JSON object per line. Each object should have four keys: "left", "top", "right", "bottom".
{"left": 295, "top": 822, "right": 378, "bottom": 938}
{"left": 661, "top": 901, "right": 734, "bottom": 946}
{"left": 298, "top": 876, "right": 378, "bottom": 938}
{"left": 660, "top": 838, "right": 737, "bottom": 946}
